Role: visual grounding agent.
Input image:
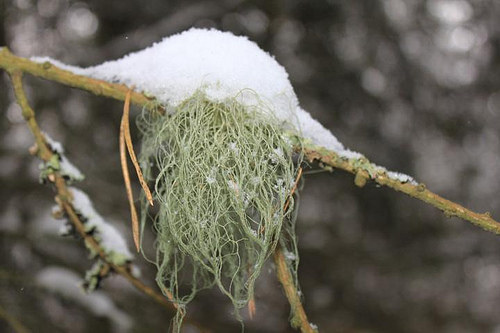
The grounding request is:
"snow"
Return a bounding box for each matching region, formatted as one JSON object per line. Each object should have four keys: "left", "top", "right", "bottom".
{"left": 69, "top": 187, "right": 133, "bottom": 263}
{"left": 42, "top": 132, "right": 84, "bottom": 181}
{"left": 387, "top": 170, "right": 417, "bottom": 185}
{"left": 33, "top": 28, "right": 350, "bottom": 155}
{"left": 33, "top": 28, "right": 414, "bottom": 183}
{"left": 43, "top": 131, "right": 64, "bottom": 153}
{"left": 59, "top": 156, "right": 84, "bottom": 181}
{"left": 36, "top": 266, "right": 133, "bottom": 332}
{"left": 284, "top": 250, "right": 297, "bottom": 261}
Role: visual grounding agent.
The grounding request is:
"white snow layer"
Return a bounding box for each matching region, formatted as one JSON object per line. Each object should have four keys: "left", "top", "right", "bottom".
{"left": 33, "top": 28, "right": 417, "bottom": 182}
{"left": 43, "top": 132, "right": 64, "bottom": 153}
{"left": 43, "top": 132, "right": 84, "bottom": 181}
{"left": 33, "top": 28, "right": 353, "bottom": 157}
{"left": 69, "top": 187, "right": 133, "bottom": 262}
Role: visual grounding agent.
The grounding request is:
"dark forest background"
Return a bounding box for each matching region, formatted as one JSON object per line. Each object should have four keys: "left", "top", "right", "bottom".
{"left": 1, "top": 0, "right": 500, "bottom": 332}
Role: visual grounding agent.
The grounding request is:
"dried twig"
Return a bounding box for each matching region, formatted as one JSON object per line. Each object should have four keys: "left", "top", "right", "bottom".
{"left": 121, "top": 89, "right": 154, "bottom": 206}
{"left": 120, "top": 89, "right": 149, "bottom": 252}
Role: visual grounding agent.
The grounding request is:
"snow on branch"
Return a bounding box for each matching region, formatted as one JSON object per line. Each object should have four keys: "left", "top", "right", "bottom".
{"left": 1, "top": 40, "right": 496, "bottom": 234}
{"left": 2, "top": 28, "right": 500, "bottom": 332}
{"left": 31, "top": 29, "right": 359, "bottom": 158}
{"left": 42, "top": 132, "right": 84, "bottom": 182}
{"left": 69, "top": 187, "right": 133, "bottom": 265}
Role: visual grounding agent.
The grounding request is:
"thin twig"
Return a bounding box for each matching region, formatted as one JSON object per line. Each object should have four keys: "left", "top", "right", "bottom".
{"left": 302, "top": 145, "right": 500, "bottom": 234}
{"left": 7, "top": 70, "right": 207, "bottom": 333}
{"left": 122, "top": 89, "right": 154, "bottom": 206}
{"left": 273, "top": 166, "right": 316, "bottom": 333}
{"left": 120, "top": 89, "right": 154, "bottom": 252}
{"left": 273, "top": 247, "right": 314, "bottom": 333}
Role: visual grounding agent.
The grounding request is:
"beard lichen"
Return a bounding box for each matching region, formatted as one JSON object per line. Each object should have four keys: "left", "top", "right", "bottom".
{"left": 137, "top": 92, "right": 302, "bottom": 326}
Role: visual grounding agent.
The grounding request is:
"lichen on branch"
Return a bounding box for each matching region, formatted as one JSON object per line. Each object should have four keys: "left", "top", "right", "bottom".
{"left": 3, "top": 46, "right": 500, "bottom": 333}
{"left": 137, "top": 92, "right": 302, "bottom": 326}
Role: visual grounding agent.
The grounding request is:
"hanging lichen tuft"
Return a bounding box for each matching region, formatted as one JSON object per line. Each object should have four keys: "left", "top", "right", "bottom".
{"left": 137, "top": 92, "right": 302, "bottom": 326}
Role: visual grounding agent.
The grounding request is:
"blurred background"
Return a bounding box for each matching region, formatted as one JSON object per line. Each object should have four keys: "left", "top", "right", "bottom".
{"left": 1, "top": 0, "right": 500, "bottom": 332}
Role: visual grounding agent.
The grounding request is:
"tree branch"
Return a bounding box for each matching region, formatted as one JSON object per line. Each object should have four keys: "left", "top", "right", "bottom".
{"left": 0, "top": 47, "right": 152, "bottom": 108}
{"left": 2, "top": 46, "right": 494, "bottom": 235}
{"left": 2, "top": 47, "right": 500, "bottom": 331}
{"left": 273, "top": 247, "right": 315, "bottom": 333}
{"left": 6, "top": 70, "right": 208, "bottom": 333}
{"left": 302, "top": 145, "right": 500, "bottom": 234}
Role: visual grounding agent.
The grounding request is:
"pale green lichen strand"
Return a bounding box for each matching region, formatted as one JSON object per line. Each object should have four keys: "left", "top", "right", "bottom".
{"left": 138, "top": 93, "right": 302, "bottom": 326}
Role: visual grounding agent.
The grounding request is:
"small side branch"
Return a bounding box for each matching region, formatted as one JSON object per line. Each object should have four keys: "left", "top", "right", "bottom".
{"left": 273, "top": 247, "right": 316, "bottom": 333}
{"left": 273, "top": 166, "right": 316, "bottom": 332}
{"left": 7, "top": 70, "right": 207, "bottom": 333}
{"left": 302, "top": 144, "right": 500, "bottom": 235}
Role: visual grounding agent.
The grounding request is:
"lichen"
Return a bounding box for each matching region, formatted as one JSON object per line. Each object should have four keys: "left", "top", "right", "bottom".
{"left": 138, "top": 92, "right": 302, "bottom": 327}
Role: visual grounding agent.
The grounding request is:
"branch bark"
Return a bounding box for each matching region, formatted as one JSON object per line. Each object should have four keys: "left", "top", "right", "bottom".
{"left": 0, "top": 47, "right": 152, "bottom": 108}
{"left": 273, "top": 247, "right": 315, "bottom": 333}
{"left": 302, "top": 145, "right": 500, "bottom": 235}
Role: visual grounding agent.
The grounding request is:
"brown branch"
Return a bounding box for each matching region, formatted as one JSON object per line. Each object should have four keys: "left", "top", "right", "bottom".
{"left": 0, "top": 47, "right": 153, "bottom": 108}
{"left": 3, "top": 47, "right": 500, "bottom": 331}
{"left": 2, "top": 48, "right": 497, "bottom": 235}
{"left": 302, "top": 145, "right": 500, "bottom": 235}
{"left": 7, "top": 70, "right": 208, "bottom": 333}
{"left": 273, "top": 166, "right": 316, "bottom": 332}
{"left": 273, "top": 247, "right": 315, "bottom": 333}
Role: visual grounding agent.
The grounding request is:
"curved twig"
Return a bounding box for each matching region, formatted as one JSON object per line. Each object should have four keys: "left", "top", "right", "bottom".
{"left": 7, "top": 70, "right": 208, "bottom": 333}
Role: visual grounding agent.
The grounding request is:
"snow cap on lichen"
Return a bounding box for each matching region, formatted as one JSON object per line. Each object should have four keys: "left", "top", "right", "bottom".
{"left": 33, "top": 28, "right": 415, "bottom": 194}
{"left": 33, "top": 28, "right": 352, "bottom": 156}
